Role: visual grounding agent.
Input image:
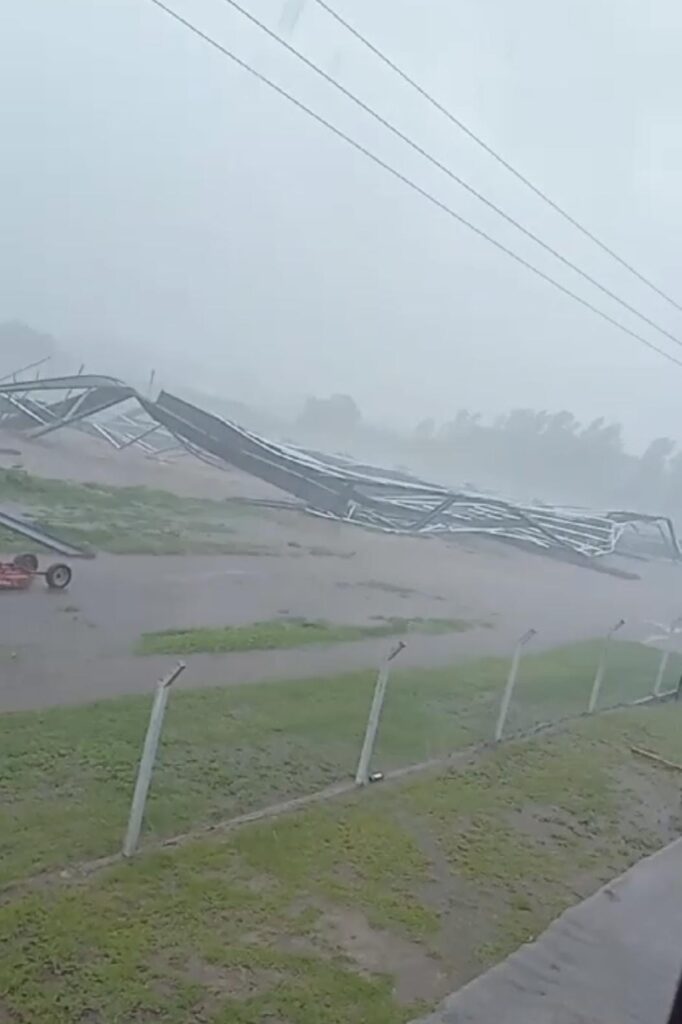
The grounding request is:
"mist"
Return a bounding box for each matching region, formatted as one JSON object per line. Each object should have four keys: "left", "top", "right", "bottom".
{"left": 2, "top": 0, "right": 682, "bottom": 451}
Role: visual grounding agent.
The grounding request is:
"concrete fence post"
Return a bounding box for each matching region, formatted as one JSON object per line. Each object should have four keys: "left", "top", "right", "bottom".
{"left": 653, "top": 650, "right": 671, "bottom": 698}
{"left": 494, "top": 628, "right": 537, "bottom": 742}
{"left": 587, "top": 619, "right": 625, "bottom": 714}
{"left": 355, "top": 641, "right": 406, "bottom": 786}
{"left": 650, "top": 617, "right": 682, "bottom": 698}
{"left": 123, "top": 662, "right": 185, "bottom": 858}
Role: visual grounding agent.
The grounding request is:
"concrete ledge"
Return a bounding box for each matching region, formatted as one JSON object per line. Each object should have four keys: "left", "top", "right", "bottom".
{"left": 413, "top": 839, "right": 682, "bottom": 1023}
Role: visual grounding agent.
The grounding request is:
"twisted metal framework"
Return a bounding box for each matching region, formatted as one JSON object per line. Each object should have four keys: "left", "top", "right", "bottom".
{"left": 0, "top": 374, "right": 679, "bottom": 565}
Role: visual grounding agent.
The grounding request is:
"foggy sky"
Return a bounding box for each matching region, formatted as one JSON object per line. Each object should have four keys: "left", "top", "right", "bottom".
{"left": 2, "top": 0, "right": 682, "bottom": 447}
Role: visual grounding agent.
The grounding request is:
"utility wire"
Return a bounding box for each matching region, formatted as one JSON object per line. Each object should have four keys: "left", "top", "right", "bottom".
{"left": 315, "top": 0, "right": 682, "bottom": 315}
{"left": 144, "top": 0, "right": 682, "bottom": 369}
{"left": 218, "top": 0, "right": 682, "bottom": 351}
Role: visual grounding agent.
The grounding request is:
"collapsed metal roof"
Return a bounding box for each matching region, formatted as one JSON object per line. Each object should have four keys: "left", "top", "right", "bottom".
{"left": 0, "top": 374, "right": 679, "bottom": 564}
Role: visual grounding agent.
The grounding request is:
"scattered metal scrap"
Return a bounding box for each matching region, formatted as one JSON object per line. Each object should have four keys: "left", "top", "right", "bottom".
{"left": 0, "top": 374, "right": 135, "bottom": 437}
{"left": 630, "top": 746, "right": 682, "bottom": 771}
{"left": 0, "top": 373, "right": 680, "bottom": 565}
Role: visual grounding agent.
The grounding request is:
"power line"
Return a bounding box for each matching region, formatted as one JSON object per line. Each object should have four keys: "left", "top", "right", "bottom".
{"left": 218, "top": 0, "right": 682, "bottom": 352}
{"left": 144, "top": 0, "right": 682, "bottom": 370}
{"left": 315, "top": 0, "right": 682, "bottom": 315}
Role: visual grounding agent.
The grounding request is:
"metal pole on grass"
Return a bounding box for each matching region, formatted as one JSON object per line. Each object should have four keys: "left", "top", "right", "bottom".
{"left": 587, "top": 619, "right": 625, "bottom": 714}
{"left": 122, "top": 662, "right": 185, "bottom": 858}
{"left": 355, "top": 641, "right": 406, "bottom": 786}
{"left": 494, "top": 628, "right": 537, "bottom": 742}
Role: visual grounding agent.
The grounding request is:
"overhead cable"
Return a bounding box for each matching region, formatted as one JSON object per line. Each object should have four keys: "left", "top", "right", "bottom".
{"left": 314, "top": 0, "right": 682, "bottom": 314}
{"left": 144, "top": 0, "right": 682, "bottom": 369}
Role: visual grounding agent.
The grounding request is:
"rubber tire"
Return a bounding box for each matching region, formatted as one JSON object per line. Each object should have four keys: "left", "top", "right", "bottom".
{"left": 45, "top": 563, "right": 72, "bottom": 590}
{"left": 13, "top": 553, "right": 38, "bottom": 571}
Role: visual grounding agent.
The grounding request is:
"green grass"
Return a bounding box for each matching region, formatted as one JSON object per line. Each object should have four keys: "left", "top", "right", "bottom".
{"left": 0, "top": 640, "right": 678, "bottom": 886}
{"left": 136, "top": 616, "right": 471, "bottom": 655}
{"left": 0, "top": 467, "right": 221, "bottom": 510}
{"left": 0, "top": 468, "right": 273, "bottom": 555}
{"left": 2, "top": 705, "right": 682, "bottom": 1023}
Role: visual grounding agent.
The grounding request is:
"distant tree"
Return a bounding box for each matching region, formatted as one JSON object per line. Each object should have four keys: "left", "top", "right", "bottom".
{"left": 625, "top": 437, "right": 676, "bottom": 508}
{"left": 0, "top": 321, "right": 56, "bottom": 373}
{"left": 296, "top": 394, "right": 362, "bottom": 435}
{"left": 292, "top": 388, "right": 682, "bottom": 520}
{"left": 643, "top": 436, "right": 676, "bottom": 464}
{"left": 666, "top": 452, "right": 682, "bottom": 511}
{"left": 414, "top": 418, "right": 435, "bottom": 441}
{"left": 440, "top": 409, "right": 481, "bottom": 440}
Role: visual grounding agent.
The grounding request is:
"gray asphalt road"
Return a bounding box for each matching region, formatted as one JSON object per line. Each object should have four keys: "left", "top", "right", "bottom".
{"left": 415, "top": 838, "right": 682, "bottom": 1024}
{"left": 2, "top": 543, "right": 682, "bottom": 711}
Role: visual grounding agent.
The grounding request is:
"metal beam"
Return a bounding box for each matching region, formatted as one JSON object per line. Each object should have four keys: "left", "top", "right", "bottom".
{"left": 0, "top": 356, "right": 52, "bottom": 384}
{"left": 0, "top": 374, "right": 128, "bottom": 394}
{"left": 0, "top": 510, "right": 92, "bottom": 558}
{"left": 30, "top": 391, "right": 131, "bottom": 437}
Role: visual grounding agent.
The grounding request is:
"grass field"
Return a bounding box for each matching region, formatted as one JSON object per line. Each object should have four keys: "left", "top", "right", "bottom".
{"left": 1, "top": 640, "right": 678, "bottom": 886}
{"left": 0, "top": 468, "right": 273, "bottom": 555}
{"left": 136, "top": 616, "right": 472, "bottom": 655}
{"left": 2, "top": 704, "right": 682, "bottom": 1023}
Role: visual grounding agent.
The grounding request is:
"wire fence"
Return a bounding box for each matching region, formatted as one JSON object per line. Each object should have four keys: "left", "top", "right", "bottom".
{"left": 4, "top": 618, "right": 682, "bottom": 881}
{"left": 118, "top": 617, "right": 682, "bottom": 857}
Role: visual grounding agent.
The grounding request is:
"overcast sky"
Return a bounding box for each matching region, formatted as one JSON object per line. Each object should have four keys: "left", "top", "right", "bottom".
{"left": 2, "top": 0, "right": 682, "bottom": 447}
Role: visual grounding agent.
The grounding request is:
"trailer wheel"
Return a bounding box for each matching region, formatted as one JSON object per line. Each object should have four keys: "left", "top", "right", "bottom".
{"left": 45, "top": 564, "right": 72, "bottom": 590}
{"left": 13, "top": 553, "right": 38, "bottom": 571}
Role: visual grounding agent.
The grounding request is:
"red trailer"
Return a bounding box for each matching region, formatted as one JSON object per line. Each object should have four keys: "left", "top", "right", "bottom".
{"left": 0, "top": 554, "right": 72, "bottom": 591}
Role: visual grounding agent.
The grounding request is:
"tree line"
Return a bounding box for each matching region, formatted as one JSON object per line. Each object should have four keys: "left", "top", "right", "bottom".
{"left": 296, "top": 394, "right": 682, "bottom": 514}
